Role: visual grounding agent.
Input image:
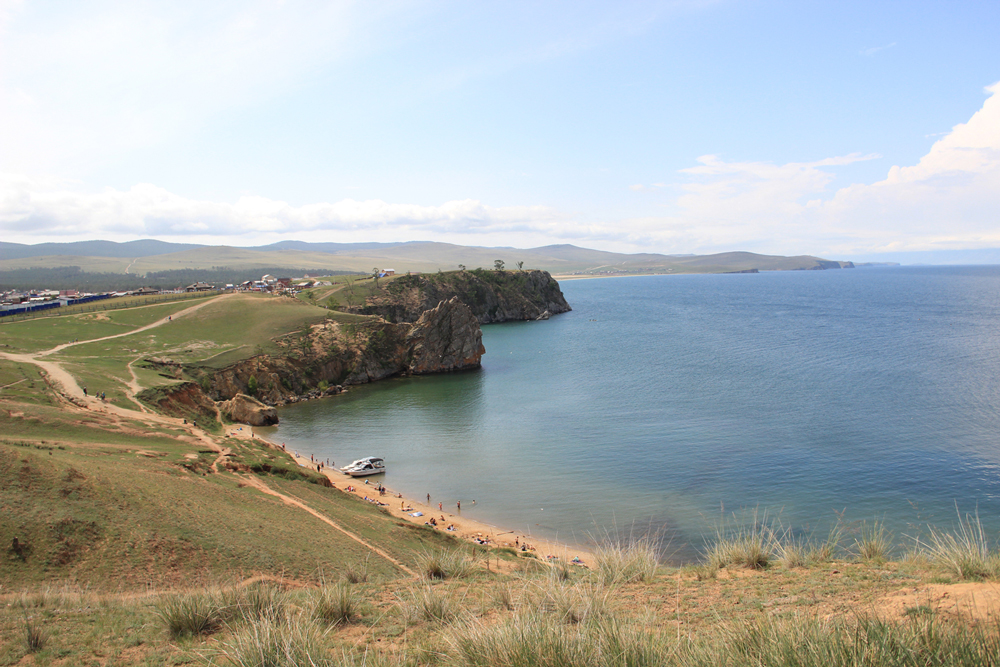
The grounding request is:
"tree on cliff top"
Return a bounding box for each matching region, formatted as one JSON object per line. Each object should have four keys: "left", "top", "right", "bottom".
{"left": 372, "top": 268, "right": 381, "bottom": 288}
{"left": 494, "top": 259, "right": 505, "bottom": 272}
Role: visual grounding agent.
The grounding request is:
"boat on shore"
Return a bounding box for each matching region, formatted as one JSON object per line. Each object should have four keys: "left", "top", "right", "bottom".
{"left": 341, "top": 457, "right": 385, "bottom": 477}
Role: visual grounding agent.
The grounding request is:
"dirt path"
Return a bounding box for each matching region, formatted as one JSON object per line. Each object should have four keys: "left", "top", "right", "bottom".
{"left": 241, "top": 475, "right": 417, "bottom": 578}
{"left": 0, "top": 294, "right": 235, "bottom": 456}
{"left": 37, "top": 292, "right": 232, "bottom": 357}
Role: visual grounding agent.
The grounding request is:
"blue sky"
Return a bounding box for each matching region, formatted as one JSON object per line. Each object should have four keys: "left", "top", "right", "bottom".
{"left": 1, "top": 0, "right": 998, "bottom": 258}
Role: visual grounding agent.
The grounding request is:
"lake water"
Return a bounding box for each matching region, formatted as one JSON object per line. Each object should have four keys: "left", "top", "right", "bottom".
{"left": 261, "top": 266, "right": 1000, "bottom": 561}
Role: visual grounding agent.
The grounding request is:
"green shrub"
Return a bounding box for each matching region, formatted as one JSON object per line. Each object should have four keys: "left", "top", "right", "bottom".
{"left": 222, "top": 582, "right": 289, "bottom": 625}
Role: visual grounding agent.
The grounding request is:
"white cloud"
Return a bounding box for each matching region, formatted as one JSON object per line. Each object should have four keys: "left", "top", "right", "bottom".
{"left": 615, "top": 82, "right": 1000, "bottom": 255}
{"left": 816, "top": 81, "right": 1000, "bottom": 252}
{"left": 0, "top": 174, "right": 567, "bottom": 244}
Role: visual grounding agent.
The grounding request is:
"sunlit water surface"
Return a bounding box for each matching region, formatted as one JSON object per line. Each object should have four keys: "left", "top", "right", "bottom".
{"left": 261, "top": 267, "right": 1000, "bottom": 560}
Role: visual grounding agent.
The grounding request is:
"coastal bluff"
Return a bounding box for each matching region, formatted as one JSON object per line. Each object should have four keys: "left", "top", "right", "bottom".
{"left": 141, "top": 271, "right": 568, "bottom": 425}
{"left": 352, "top": 268, "right": 572, "bottom": 324}
{"left": 137, "top": 295, "right": 487, "bottom": 427}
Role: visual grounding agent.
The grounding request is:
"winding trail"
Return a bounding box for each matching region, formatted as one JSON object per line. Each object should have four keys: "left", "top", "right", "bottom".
{"left": 242, "top": 475, "right": 416, "bottom": 577}
{"left": 37, "top": 293, "right": 228, "bottom": 357}
{"left": 0, "top": 294, "right": 234, "bottom": 456}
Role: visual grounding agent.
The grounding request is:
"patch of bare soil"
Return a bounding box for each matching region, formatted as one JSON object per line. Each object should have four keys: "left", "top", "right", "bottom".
{"left": 878, "top": 582, "right": 1000, "bottom": 622}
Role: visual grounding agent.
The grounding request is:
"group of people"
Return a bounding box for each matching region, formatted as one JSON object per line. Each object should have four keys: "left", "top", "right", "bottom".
{"left": 82, "top": 387, "right": 105, "bottom": 401}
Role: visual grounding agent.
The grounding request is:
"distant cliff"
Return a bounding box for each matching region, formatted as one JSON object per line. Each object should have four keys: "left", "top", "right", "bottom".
{"left": 352, "top": 269, "right": 571, "bottom": 324}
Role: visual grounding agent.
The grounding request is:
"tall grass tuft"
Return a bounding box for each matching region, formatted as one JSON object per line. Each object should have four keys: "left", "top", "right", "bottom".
{"left": 705, "top": 509, "right": 777, "bottom": 570}
{"left": 23, "top": 616, "right": 48, "bottom": 653}
{"left": 775, "top": 538, "right": 808, "bottom": 569}
{"left": 401, "top": 586, "right": 457, "bottom": 623}
{"left": 690, "top": 614, "right": 1000, "bottom": 667}
{"left": 447, "top": 612, "right": 669, "bottom": 667}
{"left": 215, "top": 614, "right": 330, "bottom": 667}
{"left": 919, "top": 508, "right": 998, "bottom": 580}
{"left": 343, "top": 558, "right": 370, "bottom": 584}
{"left": 154, "top": 591, "right": 224, "bottom": 638}
{"left": 807, "top": 522, "right": 845, "bottom": 563}
{"left": 415, "top": 549, "right": 477, "bottom": 580}
{"left": 313, "top": 583, "right": 360, "bottom": 626}
{"left": 593, "top": 536, "right": 659, "bottom": 585}
{"left": 853, "top": 519, "right": 892, "bottom": 563}
{"left": 222, "top": 582, "right": 289, "bottom": 625}
{"left": 534, "top": 580, "right": 612, "bottom": 625}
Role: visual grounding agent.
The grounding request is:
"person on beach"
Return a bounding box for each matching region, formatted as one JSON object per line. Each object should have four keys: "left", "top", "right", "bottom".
{"left": 438, "top": 502, "right": 442, "bottom": 511}
{"left": 457, "top": 500, "right": 461, "bottom": 511}
{"left": 83, "top": 387, "right": 87, "bottom": 396}
{"left": 427, "top": 493, "right": 430, "bottom": 504}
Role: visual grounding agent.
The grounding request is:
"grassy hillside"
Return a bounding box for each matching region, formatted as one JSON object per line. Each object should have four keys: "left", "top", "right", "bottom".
{"left": 0, "top": 436, "right": 459, "bottom": 590}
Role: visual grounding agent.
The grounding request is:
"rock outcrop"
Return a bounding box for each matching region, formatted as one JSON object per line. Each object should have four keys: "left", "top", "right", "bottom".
{"left": 406, "top": 297, "right": 485, "bottom": 374}
{"left": 355, "top": 269, "right": 571, "bottom": 324}
{"left": 218, "top": 394, "right": 278, "bottom": 426}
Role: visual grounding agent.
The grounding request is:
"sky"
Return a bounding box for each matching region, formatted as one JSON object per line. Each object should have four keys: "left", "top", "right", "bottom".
{"left": 1, "top": 0, "right": 998, "bottom": 259}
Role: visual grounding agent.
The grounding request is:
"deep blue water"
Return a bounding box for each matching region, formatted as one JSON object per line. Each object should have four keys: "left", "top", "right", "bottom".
{"left": 261, "top": 267, "right": 1000, "bottom": 560}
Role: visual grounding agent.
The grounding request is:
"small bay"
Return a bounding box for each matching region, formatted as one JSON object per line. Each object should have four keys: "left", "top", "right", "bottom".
{"left": 262, "top": 266, "right": 1000, "bottom": 560}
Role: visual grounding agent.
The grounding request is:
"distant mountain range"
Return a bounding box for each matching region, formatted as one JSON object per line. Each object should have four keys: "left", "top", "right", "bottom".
{"left": 0, "top": 240, "right": 857, "bottom": 277}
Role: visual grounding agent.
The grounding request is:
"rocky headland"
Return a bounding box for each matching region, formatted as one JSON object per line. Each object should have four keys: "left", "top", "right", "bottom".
{"left": 352, "top": 268, "right": 571, "bottom": 323}
{"left": 139, "top": 271, "right": 568, "bottom": 425}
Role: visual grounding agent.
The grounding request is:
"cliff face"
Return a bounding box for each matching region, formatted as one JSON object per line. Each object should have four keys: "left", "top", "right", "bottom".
{"left": 195, "top": 297, "right": 485, "bottom": 409}
{"left": 406, "top": 297, "right": 485, "bottom": 374}
{"left": 355, "top": 269, "right": 571, "bottom": 324}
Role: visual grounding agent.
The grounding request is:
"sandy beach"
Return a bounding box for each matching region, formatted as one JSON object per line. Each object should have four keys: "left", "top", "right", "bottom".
{"left": 227, "top": 425, "right": 592, "bottom": 567}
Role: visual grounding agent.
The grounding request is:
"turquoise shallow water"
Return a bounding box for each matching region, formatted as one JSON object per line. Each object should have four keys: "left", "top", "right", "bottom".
{"left": 261, "top": 266, "right": 1000, "bottom": 561}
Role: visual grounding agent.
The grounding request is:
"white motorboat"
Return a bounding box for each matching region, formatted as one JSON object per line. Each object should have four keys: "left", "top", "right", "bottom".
{"left": 342, "top": 457, "right": 385, "bottom": 477}
{"left": 340, "top": 457, "right": 377, "bottom": 472}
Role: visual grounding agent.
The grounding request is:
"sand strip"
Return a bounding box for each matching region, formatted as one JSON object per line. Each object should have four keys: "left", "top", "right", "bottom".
{"left": 232, "top": 426, "right": 591, "bottom": 567}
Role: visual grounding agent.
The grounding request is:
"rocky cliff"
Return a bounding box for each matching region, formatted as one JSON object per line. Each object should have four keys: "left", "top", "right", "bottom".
{"left": 150, "top": 271, "right": 566, "bottom": 425}
{"left": 192, "top": 297, "right": 484, "bottom": 411}
{"left": 354, "top": 269, "right": 571, "bottom": 324}
{"left": 406, "top": 297, "right": 485, "bottom": 375}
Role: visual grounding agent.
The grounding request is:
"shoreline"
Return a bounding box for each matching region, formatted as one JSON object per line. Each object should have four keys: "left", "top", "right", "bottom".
{"left": 237, "top": 426, "right": 593, "bottom": 567}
